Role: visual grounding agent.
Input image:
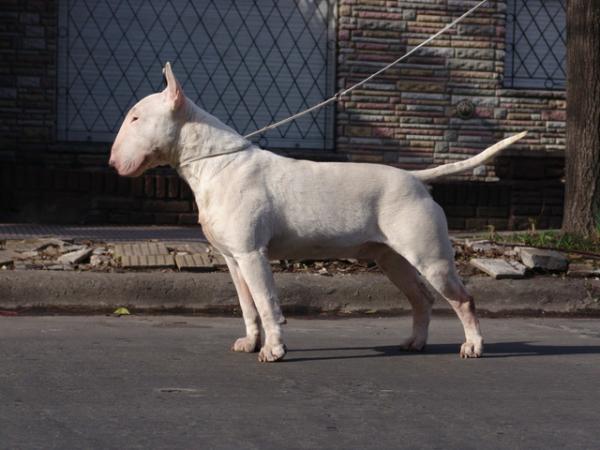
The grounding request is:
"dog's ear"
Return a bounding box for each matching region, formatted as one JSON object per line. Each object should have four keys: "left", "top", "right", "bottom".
{"left": 162, "top": 62, "right": 184, "bottom": 111}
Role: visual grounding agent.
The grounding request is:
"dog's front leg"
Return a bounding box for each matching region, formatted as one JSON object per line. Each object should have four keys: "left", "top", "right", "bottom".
{"left": 224, "top": 256, "right": 261, "bottom": 353}
{"left": 235, "top": 250, "right": 286, "bottom": 362}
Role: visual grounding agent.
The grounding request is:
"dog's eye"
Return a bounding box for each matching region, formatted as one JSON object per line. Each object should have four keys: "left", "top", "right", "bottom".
{"left": 131, "top": 116, "right": 139, "bottom": 123}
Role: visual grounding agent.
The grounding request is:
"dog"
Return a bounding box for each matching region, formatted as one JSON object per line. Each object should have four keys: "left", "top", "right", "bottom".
{"left": 109, "top": 62, "right": 526, "bottom": 362}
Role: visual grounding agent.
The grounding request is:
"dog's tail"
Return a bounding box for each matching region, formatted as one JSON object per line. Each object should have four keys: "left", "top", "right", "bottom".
{"left": 410, "top": 131, "right": 528, "bottom": 182}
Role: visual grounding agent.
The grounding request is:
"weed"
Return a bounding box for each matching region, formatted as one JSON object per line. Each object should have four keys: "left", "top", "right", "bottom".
{"left": 492, "top": 230, "right": 600, "bottom": 253}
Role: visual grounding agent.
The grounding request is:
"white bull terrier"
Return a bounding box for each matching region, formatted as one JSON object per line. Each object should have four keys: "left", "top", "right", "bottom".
{"left": 109, "top": 63, "right": 527, "bottom": 362}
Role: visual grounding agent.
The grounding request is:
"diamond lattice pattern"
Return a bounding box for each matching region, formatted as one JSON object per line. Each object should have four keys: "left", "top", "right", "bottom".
{"left": 58, "top": 0, "right": 334, "bottom": 148}
{"left": 505, "top": 0, "right": 566, "bottom": 90}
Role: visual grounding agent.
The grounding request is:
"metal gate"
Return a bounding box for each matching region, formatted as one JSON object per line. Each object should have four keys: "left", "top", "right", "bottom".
{"left": 57, "top": 0, "right": 336, "bottom": 149}
{"left": 504, "top": 0, "right": 566, "bottom": 90}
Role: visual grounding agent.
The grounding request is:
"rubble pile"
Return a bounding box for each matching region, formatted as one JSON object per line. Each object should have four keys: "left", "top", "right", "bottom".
{"left": 0, "top": 237, "right": 598, "bottom": 279}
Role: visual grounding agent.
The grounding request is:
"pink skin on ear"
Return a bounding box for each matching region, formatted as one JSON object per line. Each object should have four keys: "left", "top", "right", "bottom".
{"left": 163, "top": 62, "right": 184, "bottom": 111}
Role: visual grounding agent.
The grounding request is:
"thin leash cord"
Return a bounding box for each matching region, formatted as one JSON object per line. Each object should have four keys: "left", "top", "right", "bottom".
{"left": 243, "top": 0, "right": 489, "bottom": 140}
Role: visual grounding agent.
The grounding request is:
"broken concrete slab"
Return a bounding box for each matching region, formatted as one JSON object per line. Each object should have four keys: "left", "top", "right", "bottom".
{"left": 60, "top": 244, "right": 86, "bottom": 254}
{"left": 470, "top": 258, "right": 527, "bottom": 279}
{"left": 57, "top": 247, "right": 93, "bottom": 265}
{"left": 90, "top": 254, "right": 112, "bottom": 268}
{"left": 175, "top": 254, "right": 214, "bottom": 271}
{"left": 33, "top": 238, "right": 68, "bottom": 251}
{"left": 16, "top": 250, "right": 39, "bottom": 259}
{"left": 0, "top": 250, "right": 16, "bottom": 266}
{"left": 183, "top": 243, "right": 211, "bottom": 254}
{"left": 113, "top": 243, "right": 170, "bottom": 259}
{"left": 120, "top": 254, "right": 175, "bottom": 269}
{"left": 5, "top": 238, "right": 68, "bottom": 253}
{"left": 518, "top": 247, "right": 568, "bottom": 272}
{"left": 465, "top": 239, "right": 495, "bottom": 253}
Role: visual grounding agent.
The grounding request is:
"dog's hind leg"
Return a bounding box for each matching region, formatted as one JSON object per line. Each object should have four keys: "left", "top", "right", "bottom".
{"left": 235, "top": 250, "right": 287, "bottom": 362}
{"left": 224, "top": 256, "right": 261, "bottom": 353}
{"left": 383, "top": 200, "right": 483, "bottom": 357}
{"left": 422, "top": 261, "right": 483, "bottom": 358}
{"left": 376, "top": 250, "right": 434, "bottom": 351}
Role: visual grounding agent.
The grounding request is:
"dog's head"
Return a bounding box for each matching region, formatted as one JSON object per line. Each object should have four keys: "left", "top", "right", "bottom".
{"left": 109, "top": 62, "right": 185, "bottom": 177}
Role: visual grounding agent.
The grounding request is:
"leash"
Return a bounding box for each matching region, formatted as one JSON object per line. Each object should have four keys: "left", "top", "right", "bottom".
{"left": 179, "top": 0, "right": 489, "bottom": 166}
{"left": 244, "top": 0, "right": 489, "bottom": 139}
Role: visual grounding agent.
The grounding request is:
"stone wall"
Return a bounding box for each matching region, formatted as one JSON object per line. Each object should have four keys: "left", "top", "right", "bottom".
{"left": 0, "top": 0, "right": 566, "bottom": 229}
{"left": 336, "top": 0, "right": 566, "bottom": 170}
{"left": 335, "top": 0, "right": 565, "bottom": 228}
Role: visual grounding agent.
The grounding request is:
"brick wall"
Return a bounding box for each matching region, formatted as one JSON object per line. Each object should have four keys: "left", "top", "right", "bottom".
{"left": 1, "top": 163, "right": 196, "bottom": 224}
{"left": 0, "top": 0, "right": 566, "bottom": 229}
{"left": 433, "top": 154, "right": 564, "bottom": 230}
{"left": 336, "top": 0, "right": 566, "bottom": 171}
{"left": 335, "top": 0, "right": 566, "bottom": 228}
{"left": 0, "top": 0, "right": 56, "bottom": 161}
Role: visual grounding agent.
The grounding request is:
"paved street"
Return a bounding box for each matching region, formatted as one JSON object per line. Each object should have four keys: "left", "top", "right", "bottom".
{"left": 1, "top": 316, "right": 599, "bottom": 449}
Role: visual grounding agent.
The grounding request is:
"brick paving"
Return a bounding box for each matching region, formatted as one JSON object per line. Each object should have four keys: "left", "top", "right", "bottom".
{"left": 174, "top": 253, "right": 214, "bottom": 271}
{"left": 113, "top": 243, "right": 170, "bottom": 258}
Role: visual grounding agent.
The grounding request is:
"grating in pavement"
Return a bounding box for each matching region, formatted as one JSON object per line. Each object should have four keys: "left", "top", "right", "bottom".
{"left": 120, "top": 255, "right": 176, "bottom": 269}
{"left": 175, "top": 254, "right": 214, "bottom": 271}
{"left": 113, "top": 243, "right": 170, "bottom": 259}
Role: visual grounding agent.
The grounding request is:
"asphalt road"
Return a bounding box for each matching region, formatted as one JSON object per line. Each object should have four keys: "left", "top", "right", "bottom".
{"left": 1, "top": 316, "right": 599, "bottom": 449}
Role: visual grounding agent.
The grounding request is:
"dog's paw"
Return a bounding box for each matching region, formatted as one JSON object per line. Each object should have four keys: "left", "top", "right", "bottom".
{"left": 231, "top": 336, "right": 260, "bottom": 353}
{"left": 460, "top": 340, "right": 483, "bottom": 358}
{"left": 258, "top": 343, "right": 287, "bottom": 362}
{"left": 401, "top": 336, "right": 427, "bottom": 352}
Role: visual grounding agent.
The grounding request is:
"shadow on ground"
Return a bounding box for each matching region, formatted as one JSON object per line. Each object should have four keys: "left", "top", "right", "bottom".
{"left": 283, "top": 341, "right": 600, "bottom": 362}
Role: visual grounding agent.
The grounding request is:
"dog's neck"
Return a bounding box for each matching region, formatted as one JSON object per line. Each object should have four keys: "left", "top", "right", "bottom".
{"left": 171, "top": 99, "right": 251, "bottom": 169}
{"left": 170, "top": 99, "right": 254, "bottom": 208}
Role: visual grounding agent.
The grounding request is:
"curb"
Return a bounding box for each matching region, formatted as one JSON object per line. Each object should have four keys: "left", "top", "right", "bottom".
{"left": 1, "top": 271, "right": 600, "bottom": 317}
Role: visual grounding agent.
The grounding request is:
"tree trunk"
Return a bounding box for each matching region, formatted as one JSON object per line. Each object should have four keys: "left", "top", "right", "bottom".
{"left": 563, "top": 0, "right": 600, "bottom": 236}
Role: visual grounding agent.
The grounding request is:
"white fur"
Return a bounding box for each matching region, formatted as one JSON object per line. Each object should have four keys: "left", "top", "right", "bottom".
{"left": 110, "top": 63, "right": 527, "bottom": 362}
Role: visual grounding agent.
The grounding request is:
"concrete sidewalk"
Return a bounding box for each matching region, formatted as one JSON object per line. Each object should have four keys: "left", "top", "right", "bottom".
{"left": 2, "top": 271, "right": 600, "bottom": 317}
{"left": 1, "top": 224, "right": 600, "bottom": 317}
